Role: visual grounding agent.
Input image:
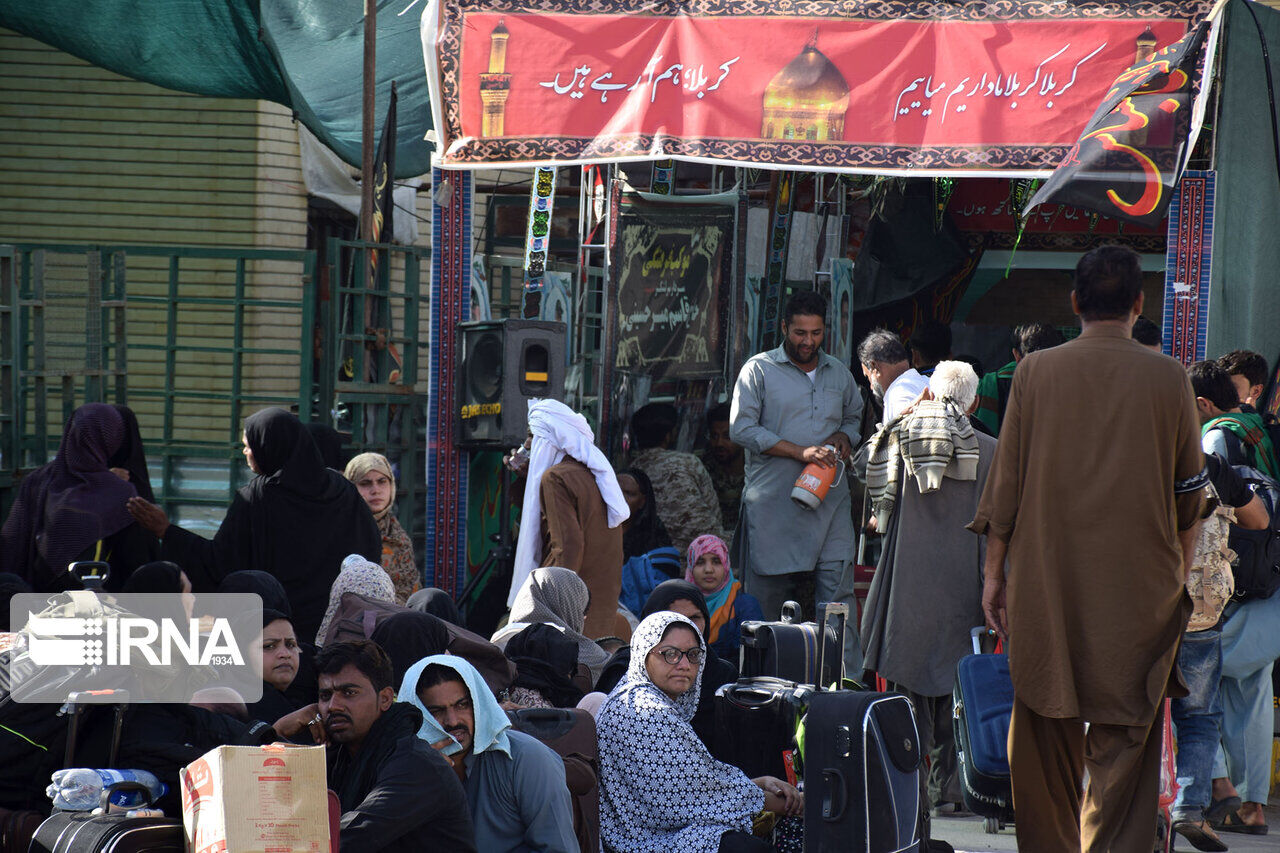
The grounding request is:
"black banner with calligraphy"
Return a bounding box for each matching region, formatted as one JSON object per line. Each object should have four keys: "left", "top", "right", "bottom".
{"left": 612, "top": 195, "right": 732, "bottom": 380}
{"left": 1026, "top": 17, "right": 1216, "bottom": 228}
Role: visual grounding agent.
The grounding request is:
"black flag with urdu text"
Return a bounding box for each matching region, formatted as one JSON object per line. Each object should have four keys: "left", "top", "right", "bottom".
{"left": 1025, "top": 20, "right": 1211, "bottom": 229}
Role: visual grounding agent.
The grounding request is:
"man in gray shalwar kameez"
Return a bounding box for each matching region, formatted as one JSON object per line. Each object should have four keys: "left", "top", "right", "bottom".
{"left": 860, "top": 360, "right": 996, "bottom": 818}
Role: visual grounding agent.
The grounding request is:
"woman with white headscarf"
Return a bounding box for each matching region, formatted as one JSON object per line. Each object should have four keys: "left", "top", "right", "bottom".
{"left": 509, "top": 399, "right": 629, "bottom": 638}
{"left": 597, "top": 611, "right": 802, "bottom": 853}
{"left": 492, "top": 566, "right": 611, "bottom": 683}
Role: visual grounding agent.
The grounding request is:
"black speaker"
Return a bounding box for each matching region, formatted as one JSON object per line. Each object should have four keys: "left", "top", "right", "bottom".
{"left": 456, "top": 319, "right": 567, "bottom": 448}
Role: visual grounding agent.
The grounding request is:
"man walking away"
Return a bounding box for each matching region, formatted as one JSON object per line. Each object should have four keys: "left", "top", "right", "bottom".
{"left": 970, "top": 245, "right": 1206, "bottom": 853}
{"left": 508, "top": 399, "right": 631, "bottom": 639}
{"left": 1171, "top": 452, "right": 1268, "bottom": 851}
{"left": 730, "top": 290, "right": 862, "bottom": 630}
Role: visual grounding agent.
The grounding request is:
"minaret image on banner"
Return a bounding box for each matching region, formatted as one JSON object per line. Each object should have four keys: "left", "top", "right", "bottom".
{"left": 761, "top": 33, "right": 850, "bottom": 142}
{"left": 1134, "top": 25, "right": 1158, "bottom": 65}
{"left": 479, "top": 18, "right": 511, "bottom": 138}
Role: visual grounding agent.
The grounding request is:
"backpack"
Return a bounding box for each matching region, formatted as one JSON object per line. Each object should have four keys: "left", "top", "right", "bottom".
{"left": 1226, "top": 465, "right": 1280, "bottom": 602}
{"left": 1186, "top": 481, "right": 1235, "bottom": 630}
{"left": 618, "top": 547, "right": 682, "bottom": 616}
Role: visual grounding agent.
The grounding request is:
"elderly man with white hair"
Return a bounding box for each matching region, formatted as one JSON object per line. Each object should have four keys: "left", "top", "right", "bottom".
{"left": 507, "top": 398, "right": 630, "bottom": 639}
{"left": 860, "top": 359, "right": 997, "bottom": 823}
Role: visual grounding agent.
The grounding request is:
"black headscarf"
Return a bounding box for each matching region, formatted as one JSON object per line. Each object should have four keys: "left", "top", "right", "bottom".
{"left": 217, "top": 570, "right": 292, "bottom": 616}
{"left": 122, "top": 560, "right": 190, "bottom": 629}
{"left": 160, "top": 407, "right": 381, "bottom": 642}
{"left": 369, "top": 611, "right": 451, "bottom": 689}
{"left": 122, "top": 560, "right": 183, "bottom": 594}
{"left": 641, "top": 580, "right": 711, "bottom": 623}
{"left": 0, "top": 403, "right": 138, "bottom": 587}
{"left": 596, "top": 580, "right": 734, "bottom": 745}
{"left": 504, "top": 623, "right": 585, "bottom": 707}
{"left": 618, "top": 468, "right": 672, "bottom": 559}
{"left": 406, "top": 588, "right": 462, "bottom": 627}
{"left": 109, "top": 405, "right": 156, "bottom": 503}
{"left": 304, "top": 422, "right": 345, "bottom": 471}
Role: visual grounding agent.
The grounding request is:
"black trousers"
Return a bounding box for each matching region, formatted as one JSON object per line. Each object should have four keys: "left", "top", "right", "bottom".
{"left": 718, "top": 830, "right": 772, "bottom": 853}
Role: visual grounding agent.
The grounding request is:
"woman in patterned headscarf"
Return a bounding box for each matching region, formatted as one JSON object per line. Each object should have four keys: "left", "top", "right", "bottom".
{"left": 491, "top": 566, "right": 611, "bottom": 682}
{"left": 597, "top": 611, "right": 802, "bottom": 853}
{"left": 314, "top": 553, "right": 397, "bottom": 645}
{"left": 344, "top": 452, "right": 418, "bottom": 604}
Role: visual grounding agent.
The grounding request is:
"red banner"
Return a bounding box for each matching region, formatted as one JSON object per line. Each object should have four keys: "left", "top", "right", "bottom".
{"left": 423, "top": 0, "right": 1211, "bottom": 174}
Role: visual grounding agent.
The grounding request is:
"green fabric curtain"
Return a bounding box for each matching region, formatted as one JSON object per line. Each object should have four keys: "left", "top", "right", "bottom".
{"left": 1208, "top": 0, "right": 1280, "bottom": 362}
{"left": 0, "top": 0, "right": 432, "bottom": 179}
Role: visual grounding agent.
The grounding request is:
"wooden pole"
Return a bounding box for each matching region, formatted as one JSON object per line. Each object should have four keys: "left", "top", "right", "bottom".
{"left": 361, "top": 0, "right": 377, "bottom": 250}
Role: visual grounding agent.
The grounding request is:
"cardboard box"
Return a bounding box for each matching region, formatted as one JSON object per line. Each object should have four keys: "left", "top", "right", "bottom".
{"left": 181, "top": 744, "right": 330, "bottom": 853}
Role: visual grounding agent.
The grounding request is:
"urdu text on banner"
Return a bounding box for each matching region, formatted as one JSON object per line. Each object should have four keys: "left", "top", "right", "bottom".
{"left": 421, "top": 0, "right": 1214, "bottom": 175}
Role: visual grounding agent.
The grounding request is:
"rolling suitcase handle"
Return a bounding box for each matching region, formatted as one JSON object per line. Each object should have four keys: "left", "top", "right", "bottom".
{"left": 59, "top": 689, "right": 130, "bottom": 767}
{"left": 816, "top": 602, "right": 848, "bottom": 691}
{"left": 970, "top": 625, "right": 1001, "bottom": 656}
{"left": 821, "top": 767, "right": 848, "bottom": 821}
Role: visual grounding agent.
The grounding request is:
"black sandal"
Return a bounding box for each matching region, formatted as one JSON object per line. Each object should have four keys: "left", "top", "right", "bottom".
{"left": 1203, "top": 795, "right": 1242, "bottom": 824}
{"left": 1215, "top": 810, "right": 1269, "bottom": 835}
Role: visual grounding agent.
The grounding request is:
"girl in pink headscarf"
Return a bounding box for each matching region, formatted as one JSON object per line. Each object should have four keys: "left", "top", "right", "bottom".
{"left": 685, "top": 534, "right": 763, "bottom": 659}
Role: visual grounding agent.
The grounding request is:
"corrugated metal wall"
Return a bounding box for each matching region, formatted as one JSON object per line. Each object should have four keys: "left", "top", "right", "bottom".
{"left": 0, "top": 27, "right": 310, "bottom": 451}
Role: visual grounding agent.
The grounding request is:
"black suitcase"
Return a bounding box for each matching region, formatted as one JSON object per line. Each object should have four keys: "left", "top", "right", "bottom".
{"left": 712, "top": 677, "right": 813, "bottom": 780}
{"left": 803, "top": 604, "right": 923, "bottom": 853}
{"left": 30, "top": 690, "right": 184, "bottom": 853}
{"left": 952, "top": 627, "right": 1014, "bottom": 834}
{"left": 739, "top": 600, "right": 843, "bottom": 686}
{"left": 29, "top": 782, "right": 182, "bottom": 853}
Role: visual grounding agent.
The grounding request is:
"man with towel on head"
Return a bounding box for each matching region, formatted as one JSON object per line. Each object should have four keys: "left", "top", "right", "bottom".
{"left": 508, "top": 399, "right": 630, "bottom": 639}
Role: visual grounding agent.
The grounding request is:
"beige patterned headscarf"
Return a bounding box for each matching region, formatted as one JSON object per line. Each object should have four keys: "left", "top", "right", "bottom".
{"left": 344, "top": 452, "right": 396, "bottom": 521}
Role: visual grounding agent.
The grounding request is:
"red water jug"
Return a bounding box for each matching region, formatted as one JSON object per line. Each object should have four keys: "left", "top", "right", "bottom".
{"left": 791, "top": 445, "right": 845, "bottom": 510}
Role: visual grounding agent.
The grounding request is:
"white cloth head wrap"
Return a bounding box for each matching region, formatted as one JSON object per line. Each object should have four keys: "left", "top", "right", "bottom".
{"left": 508, "top": 399, "right": 629, "bottom": 606}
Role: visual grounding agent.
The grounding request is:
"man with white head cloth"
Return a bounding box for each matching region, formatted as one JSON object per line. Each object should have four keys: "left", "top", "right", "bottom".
{"left": 509, "top": 398, "right": 629, "bottom": 638}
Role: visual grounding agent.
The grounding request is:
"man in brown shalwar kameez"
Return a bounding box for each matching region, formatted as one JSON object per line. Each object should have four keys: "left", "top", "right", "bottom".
{"left": 969, "top": 246, "right": 1207, "bottom": 852}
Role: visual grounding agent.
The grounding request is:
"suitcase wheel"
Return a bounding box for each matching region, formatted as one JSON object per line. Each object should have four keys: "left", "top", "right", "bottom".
{"left": 984, "top": 816, "right": 1001, "bottom": 834}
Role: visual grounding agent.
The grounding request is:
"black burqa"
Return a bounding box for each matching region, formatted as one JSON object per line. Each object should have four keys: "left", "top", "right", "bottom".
{"left": 369, "top": 611, "right": 452, "bottom": 689}
{"left": 595, "top": 580, "right": 737, "bottom": 746}
{"left": 0, "top": 403, "right": 154, "bottom": 591}
{"left": 406, "top": 587, "right": 462, "bottom": 626}
{"left": 504, "top": 623, "right": 585, "bottom": 707}
{"left": 160, "top": 407, "right": 381, "bottom": 642}
{"left": 305, "top": 422, "right": 345, "bottom": 471}
{"left": 618, "top": 468, "right": 672, "bottom": 559}
{"left": 217, "top": 570, "right": 318, "bottom": 712}
{"left": 109, "top": 405, "right": 156, "bottom": 503}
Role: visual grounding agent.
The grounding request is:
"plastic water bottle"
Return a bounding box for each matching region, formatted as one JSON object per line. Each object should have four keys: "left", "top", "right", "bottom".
{"left": 46, "top": 768, "right": 167, "bottom": 811}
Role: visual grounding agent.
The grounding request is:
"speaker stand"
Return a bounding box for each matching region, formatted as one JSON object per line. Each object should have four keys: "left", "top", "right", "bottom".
{"left": 460, "top": 460, "right": 516, "bottom": 636}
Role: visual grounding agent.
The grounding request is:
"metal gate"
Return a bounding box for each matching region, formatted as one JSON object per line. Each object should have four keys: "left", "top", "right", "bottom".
{"left": 317, "top": 238, "right": 430, "bottom": 562}
{"left": 0, "top": 243, "right": 314, "bottom": 534}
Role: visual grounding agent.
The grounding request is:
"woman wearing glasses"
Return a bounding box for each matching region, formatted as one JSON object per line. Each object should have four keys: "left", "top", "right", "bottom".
{"left": 597, "top": 611, "right": 802, "bottom": 853}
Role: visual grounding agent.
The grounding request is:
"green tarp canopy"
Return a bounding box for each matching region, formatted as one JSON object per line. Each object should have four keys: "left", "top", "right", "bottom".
{"left": 0, "top": 0, "right": 432, "bottom": 180}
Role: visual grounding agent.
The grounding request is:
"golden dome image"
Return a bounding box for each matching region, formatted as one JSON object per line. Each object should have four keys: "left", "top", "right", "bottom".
{"left": 761, "top": 35, "right": 851, "bottom": 142}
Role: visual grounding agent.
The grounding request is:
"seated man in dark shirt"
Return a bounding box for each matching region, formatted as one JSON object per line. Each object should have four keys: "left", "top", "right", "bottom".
{"left": 318, "top": 640, "right": 477, "bottom": 853}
